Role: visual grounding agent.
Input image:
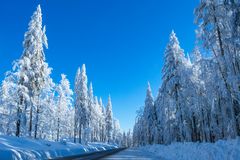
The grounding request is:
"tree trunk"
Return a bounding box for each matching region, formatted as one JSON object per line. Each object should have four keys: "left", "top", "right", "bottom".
{"left": 74, "top": 119, "right": 77, "bottom": 143}
{"left": 79, "top": 124, "right": 82, "bottom": 143}
{"left": 29, "top": 105, "right": 33, "bottom": 137}
{"left": 34, "top": 106, "right": 39, "bottom": 139}
{"left": 15, "top": 107, "right": 21, "bottom": 137}
{"left": 57, "top": 117, "right": 60, "bottom": 141}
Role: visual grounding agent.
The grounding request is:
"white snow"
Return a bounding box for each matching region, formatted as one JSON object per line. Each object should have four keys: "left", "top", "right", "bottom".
{"left": 136, "top": 138, "right": 240, "bottom": 160}
{"left": 0, "top": 135, "right": 118, "bottom": 160}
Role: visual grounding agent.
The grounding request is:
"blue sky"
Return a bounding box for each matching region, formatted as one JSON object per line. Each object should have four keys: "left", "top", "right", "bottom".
{"left": 0, "top": 0, "right": 198, "bottom": 131}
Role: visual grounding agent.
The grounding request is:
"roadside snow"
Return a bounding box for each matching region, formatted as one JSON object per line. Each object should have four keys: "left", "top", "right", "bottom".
{"left": 0, "top": 135, "right": 118, "bottom": 160}
{"left": 137, "top": 138, "right": 240, "bottom": 160}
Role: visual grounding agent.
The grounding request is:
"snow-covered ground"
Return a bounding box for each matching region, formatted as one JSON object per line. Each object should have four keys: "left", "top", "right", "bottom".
{"left": 0, "top": 135, "right": 118, "bottom": 160}
{"left": 137, "top": 138, "right": 240, "bottom": 160}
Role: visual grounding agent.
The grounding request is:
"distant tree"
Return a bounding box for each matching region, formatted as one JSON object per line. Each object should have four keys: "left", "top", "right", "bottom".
{"left": 99, "top": 97, "right": 106, "bottom": 142}
{"left": 105, "top": 95, "right": 113, "bottom": 143}
{"left": 74, "top": 67, "right": 81, "bottom": 143}
{"left": 88, "top": 82, "right": 94, "bottom": 141}
{"left": 112, "top": 118, "right": 121, "bottom": 144}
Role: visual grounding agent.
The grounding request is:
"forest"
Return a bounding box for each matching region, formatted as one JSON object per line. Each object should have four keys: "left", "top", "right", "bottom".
{"left": 133, "top": 0, "right": 240, "bottom": 146}
{"left": 0, "top": 5, "right": 132, "bottom": 147}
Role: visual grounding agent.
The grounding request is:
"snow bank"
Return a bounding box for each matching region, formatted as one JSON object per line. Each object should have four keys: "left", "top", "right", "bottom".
{"left": 138, "top": 138, "right": 240, "bottom": 160}
{"left": 0, "top": 135, "right": 118, "bottom": 160}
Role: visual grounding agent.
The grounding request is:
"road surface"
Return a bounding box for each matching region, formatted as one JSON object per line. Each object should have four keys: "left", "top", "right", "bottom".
{"left": 101, "top": 148, "right": 162, "bottom": 160}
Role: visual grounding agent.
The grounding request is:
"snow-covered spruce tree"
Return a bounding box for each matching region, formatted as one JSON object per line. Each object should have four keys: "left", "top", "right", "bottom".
{"left": 88, "top": 82, "right": 95, "bottom": 142}
{"left": 45, "top": 92, "right": 57, "bottom": 141}
{"left": 189, "top": 46, "right": 208, "bottom": 142}
{"left": 126, "top": 130, "right": 133, "bottom": 147}
{"left": 142, "top": 82, "right": 157, "bottom": 145}
{"left": 37, "top": 90, "right": 54, "bottom": 140}
{"left": 0, "top": 72, "right": 19, "bottom": 135}
{"left": 28, "top": 6, "right": 53, "bottom": 139}
{"left": 105, "top": 95, "right": 113, "bottom": 143}
{"left": 112, "top": 118, "right": 121, "bottom": 144}
{"left": 154, "top": 91, "right": 165, "bottom": 144}
{"left": 0, "top": 79, "right": 10, "bottom": 135}
{"left": 195, "top": 0, "right": 240, "bottom": 136}
{"left": 99, "top": 97, "right": 106, "bottom": 142}
{"left": 74, "top": 64, "right": 89, "bottom": 144}
{"left": 74, "top": 67, "right": 81, "bottom": 143}
{"left": 122, "top": 131, "right": 127, "bottom": 147}
{"left": 132, "top": 107, "right": 144, "bottom": 146}
{"left": 190, "top": 46, "right": 230, "bottom": 142}
{"left": 160, "top": 31, "right": 190, "bottom": 143}
{"left": 56, "top": 74, "right": 73, "bottom": 141}
{"left": 9, "top": 5, "right": 53, "bottom": 138}
{"left": 95, "top": 96, "right": 104, "bottom": 141}
{"left": 91, "top": 96, "right": 99, "bottom": 142}
{"left": 66, "top": 106, "right": 75, "bottom": 139}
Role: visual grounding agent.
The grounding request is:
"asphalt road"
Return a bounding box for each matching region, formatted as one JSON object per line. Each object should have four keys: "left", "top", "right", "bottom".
{"left": 100, "top": 148, "right": 161, "bottom": 160}
{"left": 52, "top": 148, "right": 126, "bottom": 160}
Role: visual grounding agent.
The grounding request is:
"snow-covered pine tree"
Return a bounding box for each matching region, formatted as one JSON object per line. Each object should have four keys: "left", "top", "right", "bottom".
{"left": 74, "top": 67, "right": 81, "bottom": 143}
{"left": 105, "top": 95, "right": 113, "bottom": 143}
{"left": 99, "top": 97, "right": 106, "bottom": 142}
{"left": 8, "top": 5, "right": 53, "bottom": 138}
{"left": 142, "top": 82, "right": 157, "bottom": 145}
{"left": 190, "top": 46, "right": 208, "bottom": 142}
{"left": 91, "top": 96, "right": 99, "bottom": 142}
{"left": 112, "top": 118, "right": 121, "bottom": 144}
{"left": 95, "top": 96, "right": 103, "bottom": 141}
{"left": 66, "top": 105, "right": 75, "bottom": 139}
{"left": 161, "top": 31, "right": 189, "bottom": 143}
{"left": 133, "top": 107, "right": 144, "bottom": 146}
{"left": 126, "top": 130, "right": 132, "bottom": 147}
{"left": 56, "top": 74, "right": 73, "bottom": 141}
{"left": 195, "top": 0, "right": 239, "bottom": 137}
{"left": 122, "top": 131, "right": 127, "bottom": 147}
{"left": 45, "top": 92, "right": 57, "bottom": 141}
{"left": 78, "top": 64, "right": 89, "bottom": 144}
{"left": 88, "top": 82, "right": 94, "bottom": 141}
{"left": 0, "top": 72, "right": 19, "bottom": 135}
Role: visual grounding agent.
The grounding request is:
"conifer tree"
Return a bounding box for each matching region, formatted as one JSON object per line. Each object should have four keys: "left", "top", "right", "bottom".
{"left": 56, "top": 74, "right": 73, "bottom": 141}
{"left": 11, "top": 5, "right": 53, "bottom": 138}
{"left": 143, "top": 82, "right": 156, "bottom": 144}
{"left": 74, "top": 67, "right": 81, "bottom": 143}
{"left": 78, "top": 64, "right": 89, "bottom": 143}
{"left": 105, "top": 95, "right": 113, "bottom": 143}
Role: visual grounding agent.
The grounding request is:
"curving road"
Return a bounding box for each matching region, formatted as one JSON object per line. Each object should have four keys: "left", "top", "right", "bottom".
{"left": 100, "top": 148, "right": 162, "bottom": 160}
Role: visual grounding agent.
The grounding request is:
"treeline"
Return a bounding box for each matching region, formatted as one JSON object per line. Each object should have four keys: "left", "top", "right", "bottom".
{"left": 133, "top": 0, "right": 240, "bottom": 146}
{"left": 0, "top": 5, "right": 123, "bottom": 145}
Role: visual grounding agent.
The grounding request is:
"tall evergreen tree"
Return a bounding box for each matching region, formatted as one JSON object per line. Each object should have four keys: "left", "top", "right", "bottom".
{"left": 99, "top": 97, "right": 106, "bottom": 142}
{"left": 74, "top": 67, "right": 81, "bottom": 143}
{"left": 0, "top": 72, "right": 18, "bottom": 135}
{"left": 88, "top": 82, "right": 94, "bottom": 141}
{"left": 195, "top": 0, "right": 239, "bottom": 137}
{"left": 143, "top": 82, "right": 157, "bottom": 144}
{"left": 56, "top": 74, "right": 73, "bottom": 141}
{"left": 105, "top": 95, "right": 113, "bottom": 143}
{"left": 78, "top": 64, "right": 89, "bottom": 143}
{"left": 10, "top": 5, "right": 53, "bottom": 138}
{"left": 161, "top": 31, "right": 188, "bottom": 142}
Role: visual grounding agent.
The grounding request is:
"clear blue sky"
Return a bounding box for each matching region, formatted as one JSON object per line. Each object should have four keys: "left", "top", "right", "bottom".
{"left": 0, "top": 0, "right": 198, "bottom": 131}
